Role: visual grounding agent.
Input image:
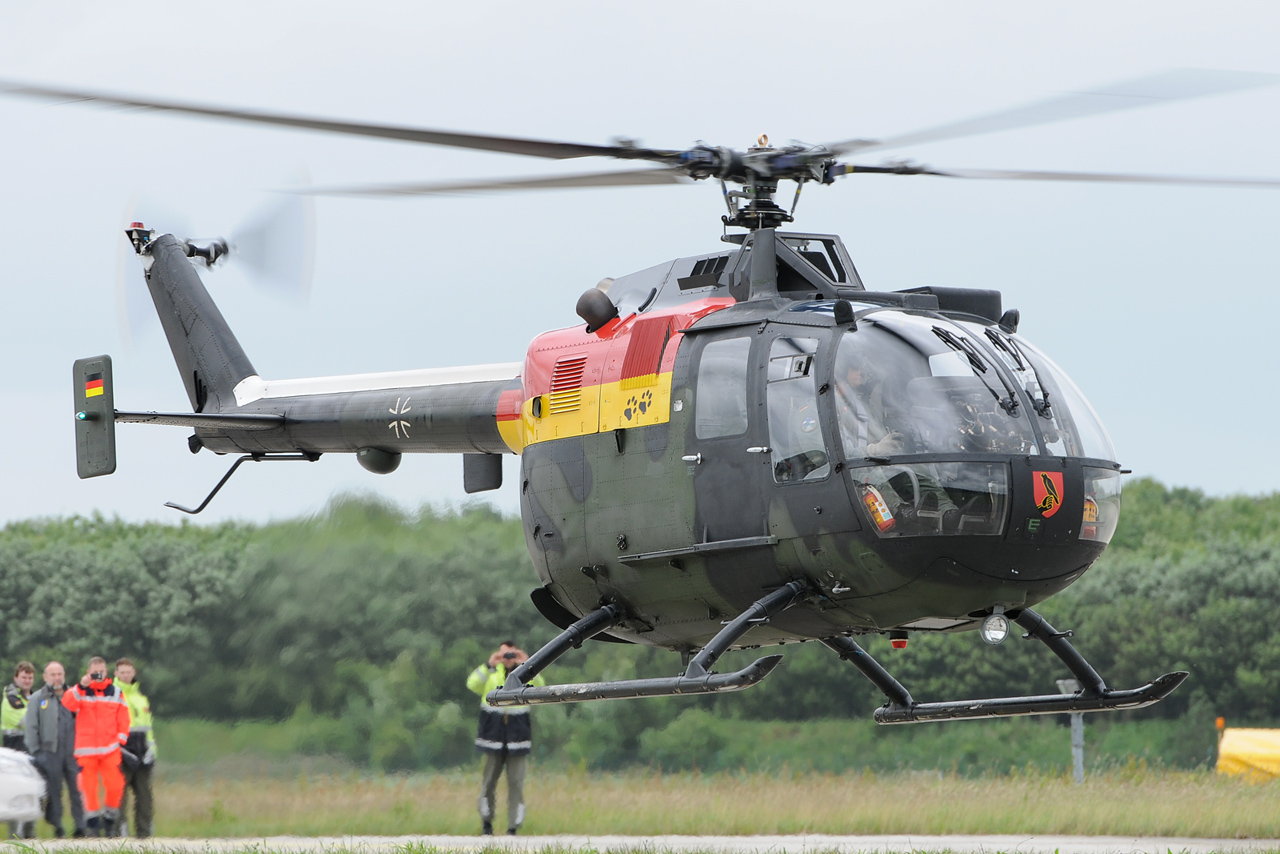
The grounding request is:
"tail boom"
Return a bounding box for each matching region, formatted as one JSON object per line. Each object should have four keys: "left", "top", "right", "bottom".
{"left": 130, "top": 229, "right": 522, "bottom": 457}
{"left": 193, "top": 372, "right": 522, "bottom": 456}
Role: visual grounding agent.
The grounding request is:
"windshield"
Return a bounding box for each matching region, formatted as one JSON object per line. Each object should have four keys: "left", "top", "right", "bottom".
{"left": 834, "top": 314, "right": 1040, "bottom": 459}
{"left": 973, "top": 325, "right": 1117, "bottom": 462}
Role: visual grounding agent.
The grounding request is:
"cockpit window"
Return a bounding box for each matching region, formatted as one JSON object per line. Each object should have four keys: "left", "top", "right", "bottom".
{"left": 767, "top": 337, "right": 830, "bottom": 483}
{"left": 834, "top": 315, "right": 1040, "bottom": 459}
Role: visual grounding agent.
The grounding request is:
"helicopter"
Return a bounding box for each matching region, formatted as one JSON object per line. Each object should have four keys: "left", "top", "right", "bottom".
{"left": 9, "top": 70, "right": 1280, "bottom": 725}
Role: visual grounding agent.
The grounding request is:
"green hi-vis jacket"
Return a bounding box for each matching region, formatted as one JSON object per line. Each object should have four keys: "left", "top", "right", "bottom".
{"left": 118, "top": 681, "right": 157, "bottom": 762}
{"left": 466, "top": 663, "right": 546, "bottom": 755}
{"left": 2, "top": 683, "right": 28, "bottom": 740}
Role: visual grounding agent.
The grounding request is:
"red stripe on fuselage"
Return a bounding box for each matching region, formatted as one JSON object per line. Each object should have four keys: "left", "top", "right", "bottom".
{"left": 497, "top": 388, "right": 524, "bottom": 422}
{"left": 522, "top": 298, "right": 733, "bottom": 399}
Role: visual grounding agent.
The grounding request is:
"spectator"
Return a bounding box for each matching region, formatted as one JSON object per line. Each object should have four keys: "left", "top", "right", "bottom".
{"left": 23, "top": 662, "right": 86, "bottom": 838}
{"left": 62, "top": 656, "right": 130, "bottom": 837}
{"left": 465, "top": 641, "right": 545, "bottom": 836}
{"left": 113, "top": 658, "right": 156, "bottom": 838}
{"left": 3, "top": 661, "right": 35, "bottom": 839}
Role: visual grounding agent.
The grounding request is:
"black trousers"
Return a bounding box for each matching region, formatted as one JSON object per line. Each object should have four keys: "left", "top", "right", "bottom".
{"left": 120, "top": 762, "right": 154, "bottom": 837}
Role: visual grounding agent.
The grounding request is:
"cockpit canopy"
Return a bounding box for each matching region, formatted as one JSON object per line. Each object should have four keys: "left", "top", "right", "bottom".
{"left": 830, "top": 308, "right": 1115, "bottom": 462}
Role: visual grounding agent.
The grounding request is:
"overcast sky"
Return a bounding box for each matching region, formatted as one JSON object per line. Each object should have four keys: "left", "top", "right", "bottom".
{"left": 1, "top": 1, "right": 1278, "bottom": 526}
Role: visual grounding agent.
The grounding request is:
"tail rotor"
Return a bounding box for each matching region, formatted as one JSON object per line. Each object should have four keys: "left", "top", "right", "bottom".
{"left": 115, "top": 176, "right": 315, "bottom": 349}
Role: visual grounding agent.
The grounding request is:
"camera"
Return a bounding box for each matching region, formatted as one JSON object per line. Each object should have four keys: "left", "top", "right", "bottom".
{"left": 503, "top": 652, "right": 517, "bottom": 660}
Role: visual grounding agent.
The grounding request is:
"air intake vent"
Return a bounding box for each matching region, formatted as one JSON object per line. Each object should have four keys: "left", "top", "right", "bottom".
{"left": 549, "top": 355, "right": 588, "bottom": 414}
{"left": 678, "top": 254, "right": 730, "bottom": 291}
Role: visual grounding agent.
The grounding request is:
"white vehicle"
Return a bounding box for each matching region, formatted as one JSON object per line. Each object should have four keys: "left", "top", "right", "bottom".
{"left": 0, "top": 748, "right": 44, "bottom": 822}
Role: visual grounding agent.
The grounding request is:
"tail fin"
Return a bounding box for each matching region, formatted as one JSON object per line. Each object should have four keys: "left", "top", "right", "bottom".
{"left": 73, "top": 355, "right": 116, "bottom": 478}
{"left": 141, "top": 233, "right": 256, "bottom": 412}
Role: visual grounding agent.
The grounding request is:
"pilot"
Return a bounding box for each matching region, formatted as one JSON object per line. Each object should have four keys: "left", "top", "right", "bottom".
{"left": 835, "top": 351, "right": 906, "bottom": 459}
{"left": 835, "top": 351, "right": 959, "bottom": 528}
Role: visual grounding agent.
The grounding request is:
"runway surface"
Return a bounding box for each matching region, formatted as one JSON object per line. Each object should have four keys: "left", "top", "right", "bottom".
{"left": 11, "top": 836, "right": 1280, "bottom": 853}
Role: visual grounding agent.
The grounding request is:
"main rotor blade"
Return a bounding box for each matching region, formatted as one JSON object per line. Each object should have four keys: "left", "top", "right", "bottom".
{"left": 853, "top": 163, "right": 1280, "bottom": 189}
{"left": 931, "top": 166, "right": 1280, "bottom": 189}
{"left": 828, "top": 69, "right": 1280, "bottom": 156}
{"left": 0, "top": 80, "right": 680, "bottom": 163}
{"left": 300, "top": 167, "right": 694, "bottom": 197}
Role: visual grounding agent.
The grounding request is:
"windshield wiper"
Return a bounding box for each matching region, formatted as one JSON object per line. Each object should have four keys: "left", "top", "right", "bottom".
{"left": 988, "top": 330, "right": 1053, "bottom": 419}
{"left": 984, "top": 328, "right": 1025, "bottom": 370}
{"left": 933, "top": 326, "right": 1020, "bottom": 417}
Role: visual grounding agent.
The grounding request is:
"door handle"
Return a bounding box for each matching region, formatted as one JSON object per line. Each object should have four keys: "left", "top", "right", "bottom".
{"left": 681, "top": 453, "right": 702, "bottom": 465}
{"left": 746, "top": 446, "right": 771, "bottom": 454}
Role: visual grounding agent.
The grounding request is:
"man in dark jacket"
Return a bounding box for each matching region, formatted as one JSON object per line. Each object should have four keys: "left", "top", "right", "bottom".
{"left": 465, "top": 642, "right": 545, "bottom": 836}
{"left": 23, "top": 662, "right": 85, "bottom": 838}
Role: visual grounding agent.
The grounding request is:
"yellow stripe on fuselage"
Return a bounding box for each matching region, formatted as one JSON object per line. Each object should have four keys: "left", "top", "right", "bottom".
{"left": 502, "top": 371, "right": 674, "bottom": 453}
{"left": 599, "top": 372, "right": 672, "bottom": 433}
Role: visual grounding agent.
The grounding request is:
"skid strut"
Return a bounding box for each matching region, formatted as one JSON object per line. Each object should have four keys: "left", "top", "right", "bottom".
{"left": 827, "top": 607, "right": 1188, "bottom": 724}
{"left": 487, "top": 581, "right": 807, "bottom": 706}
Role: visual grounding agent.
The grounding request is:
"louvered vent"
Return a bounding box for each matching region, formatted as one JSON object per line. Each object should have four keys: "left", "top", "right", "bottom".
{"left": 549, "top": 355, "right": 588, "bottom": 414}
{"left": 620, "top": 316, "right": 674, "bottom": 390}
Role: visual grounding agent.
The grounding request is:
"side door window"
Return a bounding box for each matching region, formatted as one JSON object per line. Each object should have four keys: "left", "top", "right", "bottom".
{"left": 695, "top": 337, "right": 752, "bottom": 439}
{"left": 766, "top": 336, "right": 830, "bottom": 483}
{"left": 686, "top": 334, "right": 765, "bottom": 544}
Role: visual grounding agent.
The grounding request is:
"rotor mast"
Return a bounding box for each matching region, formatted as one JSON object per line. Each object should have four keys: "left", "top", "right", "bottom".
{"left": 688, "top": 134, "right": 834, "bottom": 231}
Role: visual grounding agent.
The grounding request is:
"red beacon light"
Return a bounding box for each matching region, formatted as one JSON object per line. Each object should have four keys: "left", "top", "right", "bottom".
{"left": 125, "top": 221, "right": 154, "bottom": 254}
{"left": 890, "top": 630, "right": 908, "bottom": 650}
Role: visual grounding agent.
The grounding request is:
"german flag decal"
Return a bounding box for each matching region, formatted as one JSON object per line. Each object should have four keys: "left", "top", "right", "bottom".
{"left": 84, "top": 372, "right": 104, "bottom": 398}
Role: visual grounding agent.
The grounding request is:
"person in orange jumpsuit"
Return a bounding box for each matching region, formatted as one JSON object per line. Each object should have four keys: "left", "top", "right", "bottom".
{"left": 61, "top": 657, "right": 130, "bottom": 837}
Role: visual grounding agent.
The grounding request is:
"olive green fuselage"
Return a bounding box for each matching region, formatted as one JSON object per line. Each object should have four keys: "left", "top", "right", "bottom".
{"left": 520, "top": 305, "right": 1110, "bottom": 653}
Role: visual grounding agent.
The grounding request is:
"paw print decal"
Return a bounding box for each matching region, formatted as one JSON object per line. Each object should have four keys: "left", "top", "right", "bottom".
{"left": 623, "top": 390, "right": 654, "bottom": 421}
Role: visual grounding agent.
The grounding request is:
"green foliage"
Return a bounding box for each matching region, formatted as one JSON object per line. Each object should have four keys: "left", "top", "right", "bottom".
{"left": 4, "top": 478, "right": 1280, "bottom": 772}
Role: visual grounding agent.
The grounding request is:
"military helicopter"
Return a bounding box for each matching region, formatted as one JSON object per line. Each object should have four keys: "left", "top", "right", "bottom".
{"left": 9, "top": 70, "right": 1280, "bottom": 724}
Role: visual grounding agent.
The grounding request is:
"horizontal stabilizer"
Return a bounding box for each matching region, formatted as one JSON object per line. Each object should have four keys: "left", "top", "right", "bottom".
{"left": 114, "top": 411, "right": 284, "bottom": 430}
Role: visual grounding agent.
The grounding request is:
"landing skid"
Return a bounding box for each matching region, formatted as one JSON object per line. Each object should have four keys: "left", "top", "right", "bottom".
{"left": 825, "top": 608, "right": 1188, "bottom": 724}
{"left": 486, "top": 581, "right": 806, "bottom": 707}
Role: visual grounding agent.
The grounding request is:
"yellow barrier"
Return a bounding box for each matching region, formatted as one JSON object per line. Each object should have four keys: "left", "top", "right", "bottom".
{"left": 1217, "top": 727, "right": 1280, "bottom": 780}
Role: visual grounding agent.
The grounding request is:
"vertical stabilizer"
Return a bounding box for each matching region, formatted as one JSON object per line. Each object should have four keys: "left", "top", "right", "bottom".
{"left": 73, "top": 355, "right": 116, "bottom": 478}
{"left": 142, "top": 234, "right": 257, "bottom": 412}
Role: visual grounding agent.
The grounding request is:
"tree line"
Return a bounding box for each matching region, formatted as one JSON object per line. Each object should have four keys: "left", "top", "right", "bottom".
{"left": 2, "top": 479, "right": 1277, "bottom": 771}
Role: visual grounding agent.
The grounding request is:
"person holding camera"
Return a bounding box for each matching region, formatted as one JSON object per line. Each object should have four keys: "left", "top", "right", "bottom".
{"left": 465, "top": 641, "right": 546, "bottom": 836}
{"left": 61, "top": 656, "right": 130, "bottom": 837}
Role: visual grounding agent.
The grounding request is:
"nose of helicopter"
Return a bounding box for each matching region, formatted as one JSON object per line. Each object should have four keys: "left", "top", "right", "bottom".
{"left": 828, "top": 458, "right": 1122, "bottom": 628}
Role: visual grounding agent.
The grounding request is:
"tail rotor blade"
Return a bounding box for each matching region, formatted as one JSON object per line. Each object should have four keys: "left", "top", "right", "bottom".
{"left": 231, "top": 180, "right": 316, "bottom": 301}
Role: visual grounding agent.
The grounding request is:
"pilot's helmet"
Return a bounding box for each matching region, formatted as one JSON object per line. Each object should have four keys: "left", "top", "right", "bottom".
{"left": 840, "top": 349, "right": 876, "bottom": 388}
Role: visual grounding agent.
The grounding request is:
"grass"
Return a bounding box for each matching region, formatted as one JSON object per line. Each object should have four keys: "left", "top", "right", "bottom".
{"left": 27, "top": 764, "right": 1274, "bottom": 840}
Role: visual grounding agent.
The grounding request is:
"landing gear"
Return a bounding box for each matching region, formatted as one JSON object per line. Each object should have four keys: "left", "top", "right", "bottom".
{"left": 486, "top": 581, "right": 807, "bottom": 707}
{"left": 825, "top": 607, "right": 1188, "bottom": 724}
